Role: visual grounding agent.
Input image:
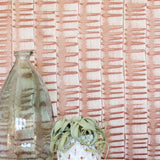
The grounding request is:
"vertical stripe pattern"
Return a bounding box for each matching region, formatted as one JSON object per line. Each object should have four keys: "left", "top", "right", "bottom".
{"left": 0, "top": 0, "right": 160, "bottom": 159}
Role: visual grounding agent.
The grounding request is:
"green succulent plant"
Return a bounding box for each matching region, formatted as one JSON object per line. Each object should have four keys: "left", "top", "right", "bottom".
{"left": 50, "top": 116, "right": 108, "bottom": 158}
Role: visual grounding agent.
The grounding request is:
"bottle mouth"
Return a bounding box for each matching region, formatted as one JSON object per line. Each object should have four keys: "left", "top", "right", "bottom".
{"left": 14, "top": 50, "right": 33, "bottom": 56}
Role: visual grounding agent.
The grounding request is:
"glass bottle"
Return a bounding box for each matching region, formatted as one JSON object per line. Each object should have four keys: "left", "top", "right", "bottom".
{"left": 0, "top": 51, "right": 54, "bottom": 159}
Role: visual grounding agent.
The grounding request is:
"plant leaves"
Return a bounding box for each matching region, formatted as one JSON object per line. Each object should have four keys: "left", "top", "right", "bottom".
{"left": 52, "top": 119, "right": 65, "bottom": 134}
{"left": 50, "top": 116, "right": 108, "bottom": 157}
{"left": 85, "top": 117, "right": 98, "bottom": 126}
{"left": 79, "top": 119, "right": 95, "bottom": 131}
{"left": 58, "top": 131, "right": 71, "bottom": 152}
{"left": 70, "top": 122, "right": 79, "bottom": 140}
{"left": 60, "top": 119, "right": 70, "bottom": 132}
{"left": 50, "top": 132, "right": 62, "bottom": 152}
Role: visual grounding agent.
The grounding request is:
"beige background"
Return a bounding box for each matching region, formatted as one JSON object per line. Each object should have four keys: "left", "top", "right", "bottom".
{"left": 0, "top": 0, "right": 160, "bottom": 159}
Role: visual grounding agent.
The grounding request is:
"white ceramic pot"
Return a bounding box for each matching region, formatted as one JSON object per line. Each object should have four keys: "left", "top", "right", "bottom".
{"left": 57, "top": 138, "right": 101, "bottom": 160}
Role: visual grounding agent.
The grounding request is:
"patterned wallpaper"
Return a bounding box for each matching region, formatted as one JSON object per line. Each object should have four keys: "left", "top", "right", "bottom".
{"left": 0, "top": 0, "right": 160, "bottom": 159}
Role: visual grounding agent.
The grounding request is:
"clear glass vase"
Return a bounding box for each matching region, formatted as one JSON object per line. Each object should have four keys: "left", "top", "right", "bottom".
{"left": 0, "top": 51, "right": 54, "bottom": 159}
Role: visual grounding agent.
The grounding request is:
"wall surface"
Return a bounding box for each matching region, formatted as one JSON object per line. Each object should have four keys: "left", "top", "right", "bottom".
{"left": 0, "top": 0, "right": 160, "bottom": 159}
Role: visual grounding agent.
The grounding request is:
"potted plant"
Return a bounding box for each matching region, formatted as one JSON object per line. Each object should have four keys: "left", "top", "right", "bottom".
{"left": 50, "top": 116, "right": 108, "bottom": 160}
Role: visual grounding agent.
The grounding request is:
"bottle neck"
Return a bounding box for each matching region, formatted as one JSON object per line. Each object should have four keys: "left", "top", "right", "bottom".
{"left": 14, "top": 51, "right": 33, "bottom": 60}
